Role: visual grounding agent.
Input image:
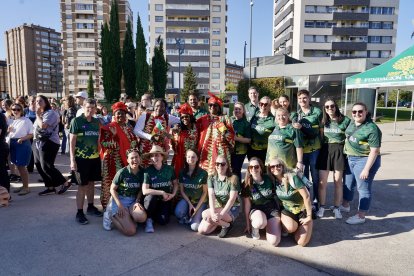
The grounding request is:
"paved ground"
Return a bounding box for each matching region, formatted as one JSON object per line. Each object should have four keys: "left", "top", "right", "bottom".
{"left": 1, "top": 121, "right": 414, "bottom": 276}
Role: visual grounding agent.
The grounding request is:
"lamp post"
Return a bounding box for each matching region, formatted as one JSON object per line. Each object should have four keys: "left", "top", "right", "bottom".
{"left": 249, "top": 1, "right": 254, "bottom": 88}
{"left": 175, "top": 38, "right": 185, "bottom": 103}
{"left": 243, "top": 41, "right": 247, "bottom": 68}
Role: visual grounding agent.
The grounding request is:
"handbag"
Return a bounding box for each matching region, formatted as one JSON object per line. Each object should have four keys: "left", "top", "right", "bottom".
{"left": 35, "top": 124, "right": 57, "bottom": 142}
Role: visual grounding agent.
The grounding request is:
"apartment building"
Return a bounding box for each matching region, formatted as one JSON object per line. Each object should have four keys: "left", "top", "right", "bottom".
{"left": 5, "top": 24, "right": 62, "bottom": 98}
{"left": 273, "top": 0, "right": 399, "bottom": 65}
{"left": 60, "top": 0, "right": 132, "bottom": 96}
{"left": 0, "top": 60, "right": 8, "bottom": 97}
{"left": 149, "top": 0, "right": 227, "bottom": 97}
{"left": 225, "top": 62, "right": 243, "bottom": 86}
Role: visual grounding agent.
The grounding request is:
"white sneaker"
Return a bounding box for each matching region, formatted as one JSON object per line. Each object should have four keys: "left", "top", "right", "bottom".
{"left": 346, "top": 214, "right": 365, "bottom": 225}
{"left": 102, "top": 210, "right": 112, "bottom": 231}
{"left": 332, "top": 205, "right": 350, "bottom": 213}
{"left": 251, "top": 227, "right": 260, "bottom": 240}
{"left": 316, "top": 206, "right": 325, "bottom": 218}
{"left": 145, "top": 218, "right": 155, "bottom": 233}
{"left": 333, "top": 208, "right": 342, "bottom": 219}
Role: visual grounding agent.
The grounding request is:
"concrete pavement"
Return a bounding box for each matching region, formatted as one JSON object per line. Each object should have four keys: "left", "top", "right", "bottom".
{"left": 1, "top": 121, "right": 413, "bottom": 275}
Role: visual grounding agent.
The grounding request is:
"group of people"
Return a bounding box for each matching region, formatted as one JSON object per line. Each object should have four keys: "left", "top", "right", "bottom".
{"left": 0, "top": 86, "right": 382, "bottom": 247}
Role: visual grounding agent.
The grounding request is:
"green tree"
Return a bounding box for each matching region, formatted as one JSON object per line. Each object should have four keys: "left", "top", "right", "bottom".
{"left": 181, "top": 64, "right": 198, "bottom": 102}
{"left": 225, "top": 83, "right": 237, "bottom": 92}
{"left": 237, "top": 77, "right": 284, "bottom": 103}
{"left": 108, "top": 0, "right": 122, "bottom": 102}
{"left": 100, "top": 22, "right": 111, "bottom": 101}
{"left": 152, "top": 36, "right": 168, "bottom": 98}
{"left": 135, "top": 14, "right": 149, "bottom": 99}
{"left": 87, "top": 71, "right": 94, "bottom": 98}
{"left": 122, "top": 20, "right": 136, "bottom": 98}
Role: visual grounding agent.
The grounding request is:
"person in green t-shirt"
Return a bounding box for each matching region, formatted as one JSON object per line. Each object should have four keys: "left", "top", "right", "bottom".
{"left": 342, "top": 102, "right": 381, "bottom": 225}
{"left": 104, "top": 149, "right": 147, "bottom": 235}
{"left": 188, "top": 92, "right": 208, "bottom": 120}
{"left": 174, "top": 149, "right": 208, "bottom": 232}
{"left": 249, "top": 96, "right": 276, "bottom": 162}
{"left": 142, "top": 145, "right": 178, "bottom": 233}
{"left": 244, "top": 86, "right": 260, "bottom": 123}
{"left": 278, "top": 94, "right": 297, "bottom": 122}
{"left": 231, "top": 102, "right": 252, "bottom": 180}
{"left": 268, "top": 157, "right": 313, "bottom": 247}
{"left": 316, "top": 99, "right": 351, "bottom": 220}
{"left": 241, "top": 157, "right": 281, "bottom": 246}
{"left": 198, "top": 155, "right": 240, "bottom": 238}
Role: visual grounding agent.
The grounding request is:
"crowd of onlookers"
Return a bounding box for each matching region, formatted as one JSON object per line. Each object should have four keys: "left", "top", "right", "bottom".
{"left": 0, "top": 87, "right": 382, "bottom": 247}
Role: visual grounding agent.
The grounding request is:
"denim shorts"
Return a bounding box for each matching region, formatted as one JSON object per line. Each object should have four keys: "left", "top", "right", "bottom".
{"left": 229, "top": 206, "right": 240, "bottom": 221}
{"left": 10, "top": 139, "right": 32, "bottom": 166}
{"left": 110, "top": 196, "right": 136, "bottom": 216}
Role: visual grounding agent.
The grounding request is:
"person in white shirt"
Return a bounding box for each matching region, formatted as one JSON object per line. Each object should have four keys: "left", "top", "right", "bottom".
{"left": 75, "top": 91, "right": 88, "bottom": 117}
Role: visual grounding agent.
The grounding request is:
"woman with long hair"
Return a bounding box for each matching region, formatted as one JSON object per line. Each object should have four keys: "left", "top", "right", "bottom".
{"left": 278, "top": 94, "right": 296, "bottom": 121}
{"left": 198, "top": 155, "right": 240, "bottom": 238}
{"left": 268, "top": 158, "right": 313, "bottom": 246}
{"left": 316, "top": 98, "right": 351, "bottom": 219}
{"left": 242, "top": 157, "right": 281, "bottom": 246}
{"left": 174, "top": 149, "right": 208, "bottom": 232}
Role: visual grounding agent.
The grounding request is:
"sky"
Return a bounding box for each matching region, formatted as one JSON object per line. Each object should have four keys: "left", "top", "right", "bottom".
{"left": 0, "top": 0, "right": 413, "bottom": 64}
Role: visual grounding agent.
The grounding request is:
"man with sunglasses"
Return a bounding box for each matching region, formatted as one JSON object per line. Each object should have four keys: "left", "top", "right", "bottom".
{"left": 244, "top": 86, "right": 260, "bottom": 122}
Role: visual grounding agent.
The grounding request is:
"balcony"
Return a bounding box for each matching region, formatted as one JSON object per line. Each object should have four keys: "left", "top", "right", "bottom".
{"left": 331, "top": 41, "right": 367, "bottom": 51}
{"left": 333, "top": 0, "right": 370, "bottom": 6}
{"left": 333, "top": 12, "right": 369, "bottom": 21}
{"left": 166, "top": 9, "right": 210, "bottom": 17}
{"left": 166, "top": 21, "right": 209, "bottom": 27}
{"left": 332, "top": 27, "right": 368, "bottom": 36}
{"left": 330, "top": 55, "right": 367, "bottom": 60}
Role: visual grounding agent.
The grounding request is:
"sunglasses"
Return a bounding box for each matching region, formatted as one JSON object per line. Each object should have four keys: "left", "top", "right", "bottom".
{"left": 12, "top": 108, "right": 21, "bottom": 112}
{"left": 259, "top": 102, "right": 269, "bottom": 107}
{"left": 248, "top": 165, "right": 260, "bottom": 170}
{"left": 352, "top": 110, "right": 364, "bottom": 115}
{"left": 209, "top": 104, "right": 218, "bottom": 108}
{"left": 269, "top": 164, "right": 283, "bottom": 169}
{"left": 215, "top": 162, "right": 227, "bottom": 167}
{"left": 325, "top": 104, "right": 335, "bottom": 109}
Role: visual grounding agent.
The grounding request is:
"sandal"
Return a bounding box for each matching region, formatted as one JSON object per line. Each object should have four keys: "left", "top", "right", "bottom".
{"left": 57, "top": 183, "right": 72, "bottom": 195}
{"left": 18, "top": 188, "right": 30, "bottom": 196}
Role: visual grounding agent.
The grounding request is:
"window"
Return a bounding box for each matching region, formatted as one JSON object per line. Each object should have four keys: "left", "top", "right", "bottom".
{"left": 203, "top": 39, "right": 209, "bottom": 44}
{"left": 212, "top": 73, "right": 220, "bottom": 79}
{"left": 304, "top": 35, "right": 313, "bottom": 42}
{"left": 383, "top": 22, "right": 393, "bottom": 29}
{"left": 155, "top": 4, "right": 163, "bottom": 11}
{"left": 370, "top": 7, "right": 381, "bottom": 14}
{"left": 368, "top": 36, "right": 381, "bottom": 43}
{"left": 212, "top": 28, "right": 220, "bottom": 35}
{"left": 369, "top": 22, "right": 381, "bottom": 29}
{"left": 212, "top": 62, "right": 220, "bottom": 68}
{"left": 381, "top": 50, "right": 391, "bottom": 58}
{"left": 382, "top": 36, "right": 392, "bottom": 44}
{"left": 369, "top": 50, "right": 380, "bottom": 58}
{"left": 212, "top": 39, "right": 220, "bottom": 46}
{"left": 211, "top": 83, "right": 220, "bottom": 90}
{"left": 66, "top": 24, "right": 72, "bottom": 29}
{"left": 315, "top": 21, "right": 326, "bottom": 28}
{"left": 305, "top": 21, "right": 315, "bottom": 28}
{"left": 212, "top": 5, "right": 221, "bottom": 12}
{"left": 66, "top": 14, "right": 72, "bottom": 19}
{"left": 315, "top": 35, "right": 326, "bottom": 43}
{"left": 212, "top": 51, "right": 220, "bottom": 57}
{"left": 382, "top": 7, "right": 394, "bottom": 15}
{"left": 155, "top": 27, "right": 164, "bottom": 34}
{"left": 155, "top": 16, "right": 163, "bottom": 22}
{"left": 212, "top": 17, "right": 221, "bottom": 23}
{"left": 76, "top": 23, "right": 94, "bottom": 29}
{"left": 305, "top": 6, "right": 315, "bottom": 13}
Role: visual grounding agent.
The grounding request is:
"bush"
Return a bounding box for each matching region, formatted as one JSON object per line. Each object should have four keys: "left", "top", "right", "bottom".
{"left": 237, "top": 77, "right": 284, "bottom": 103}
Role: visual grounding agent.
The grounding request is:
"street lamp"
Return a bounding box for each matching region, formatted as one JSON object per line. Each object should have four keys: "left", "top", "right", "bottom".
{"left": 243, "top": 41, "right": 247, "bottom": 68}
{"left": 249, "top": 1, "right": 254, "bottom": 88}
{"left": 175, "top": 38, "right": 185, "bottom": 103}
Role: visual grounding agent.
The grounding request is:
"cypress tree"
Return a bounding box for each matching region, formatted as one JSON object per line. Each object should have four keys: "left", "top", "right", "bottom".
{"left": 87, "top": 71, "right": 94, "bottom": 98}
{"left": 100, "top": 23, "right": 111, "bottom": 101}
{"left": 181, "top": 64, "right": 198, "bottom": 102}
{"left": 135, "top": 14, "right": 149, "bottom": 99}
{"left": 152, "top": 36, "right": 168, "bottom": 98}
{"left": 122, "top": 20, "right": 136, "bottom": 98}
{"left": 109, "top": 0, "right": 122, "bottom": 102}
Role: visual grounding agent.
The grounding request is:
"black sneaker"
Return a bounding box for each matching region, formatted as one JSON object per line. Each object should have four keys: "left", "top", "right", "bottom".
{"left": 57, "top": 183, "right": 72, "bottom": 195}
{"left": 87, "top": 205, "right": 103, "bottom": 217}
{"left": 76, "top": 212, "right": 89, "bottom": 225}
{"left": 11, "top": 176, "right": 22, "bottom": 183}
{"left": 38, "top": 188, "right": 56, "bottom": 196}
{"left": 218, "top": 222, "right": 234, "bottom": 238}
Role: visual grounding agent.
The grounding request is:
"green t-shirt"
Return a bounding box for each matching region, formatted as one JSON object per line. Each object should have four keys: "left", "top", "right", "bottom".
{"left": 207, "top": 175, "right": 240, "bottom": 208}
{"left": 344, "top": 119, "right": 382, "bottom": 157}
{"left": 112, "top": 166, "right": 143, "bottom": 198}
{"left": 297, "top": 106, "right": 322, "bottom": 153}
{"left": 275, "top": 175, "right": 305, "bottom": 214}
{"left": 244, "top": 102, "right": 259, "bottom": 122}
{"left": 241, "top": 175, "right": 275, "bottom": 206}
{"left": 231, "top": 116, "right": 252, "bottom": 155}
{"left": 69, "top": 115, "right": 100, "bottom": 159}
{"left": 143, "top": 165, "right": 177, "bottom": 193}
{"left": 266, "top": 124, "right": 304, "bottom": 168}
{"left": 250, "top": 114, "right": 276, "bottom": 151}
{"left": 323, "top": 116, "right": 351, "bottom": 144}
{"left": 193, "top": 108, "right": 208, "bottom": 120}
{"left": 179, "top": 168, "right": 208, "bottom": 204}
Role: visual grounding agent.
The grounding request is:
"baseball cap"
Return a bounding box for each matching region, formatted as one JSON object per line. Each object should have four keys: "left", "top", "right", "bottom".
{"left": 75, "top": 91, "right": 88, "bottom": 99}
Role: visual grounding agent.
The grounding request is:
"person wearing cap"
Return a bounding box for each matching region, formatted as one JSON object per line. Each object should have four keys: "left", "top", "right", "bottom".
{"left": 197, "top": 92, "right": 235, "bottom": 175}
{"left": 134, "top": 98, "right": 180, "bottom": 168}
{"left": 171, "top": 103, "right": 198, "bottom": 176}
{"left": 75, "top": 91, "right": 88, "bottom": 117}
{"left": 142, "top": 145, "right": 178, "bottom": 233}
{"left": 125, "top": 102, "right": 137, "bottom": 128}
{"left": 99, "top": 102, "right": 139, "bottom": 209}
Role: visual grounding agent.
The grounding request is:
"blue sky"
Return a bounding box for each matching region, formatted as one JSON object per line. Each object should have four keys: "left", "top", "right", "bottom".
{"left": 0, "top": 0, "right": 413, "bottom": 64}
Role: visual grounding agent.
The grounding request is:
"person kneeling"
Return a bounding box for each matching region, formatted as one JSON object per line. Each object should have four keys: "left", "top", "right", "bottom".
{"left": 104, "top": 149, "right": 147, "bottom": 236}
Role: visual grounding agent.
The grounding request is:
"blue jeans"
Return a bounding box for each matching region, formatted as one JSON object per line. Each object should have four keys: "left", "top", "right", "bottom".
{"left": 303, "top": 149, "right": 320, "bottom": 203}
{"left": 343, "top": 155, "right": 381, "bottom": 212}
{"left": 175, "top": 199, "right": 207, "bottom": 231}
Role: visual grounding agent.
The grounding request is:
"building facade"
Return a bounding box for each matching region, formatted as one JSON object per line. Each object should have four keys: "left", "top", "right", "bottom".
{"left": 149, "top": 0, "right": 227, "bottom": 97}
{"left": 5, "top": 24, "right": 62, "bottom": 99}
{"left": 225, "top": 62, "right": 243, "bottom": 87}
{"left": 60, "top": 0, "right": 132, "bottom": 96}
{"left": 272, "top": 0, "right": 399, "bottom": 65}
{"left": 0, "top": 60, "right": 8, "bottom": 97}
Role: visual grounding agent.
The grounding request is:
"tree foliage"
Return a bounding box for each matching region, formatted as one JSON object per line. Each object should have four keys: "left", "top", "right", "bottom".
{"left": 151, "top": 36, "right": 168, "bottom": 98}
{"left": 122, "top": 20, "right": 136, "bottom": 98}
{"left": 100, "top": 23, "right": 111, "bottom": 101}
{"left": 237, "top": 77, "right": 285, "bottom": 103}
{"left": 225, "top": 83, "right": 237, "bottom": 92}
{"left": 135, "top": 14, "right": 149, "bottom": 99}
{"left": 108, "top": 0, "right": 122, "bottom": 102}
{"left": 181, "top": 64, "right": 198, "bottom": 102}
{"left": 87, "top": 71, "right": 94, "bottom": 98}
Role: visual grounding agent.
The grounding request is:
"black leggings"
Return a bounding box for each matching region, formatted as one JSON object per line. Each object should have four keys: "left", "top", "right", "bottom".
{"left": 0, "top": 143, "right": 10, "bottom": 192}
{"left": 143, "top": 194, "right": 171, "bottom": 225}
{"left": 32, "top": 140, "right": 67, "bottom": 188}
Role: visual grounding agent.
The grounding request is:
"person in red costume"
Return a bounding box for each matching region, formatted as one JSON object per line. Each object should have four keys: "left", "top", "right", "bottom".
{"left": 197, "top": 92, "right": 235, "bottom": 175}
{"left": 99, "top": 102, "right": 139, "bottom": 209}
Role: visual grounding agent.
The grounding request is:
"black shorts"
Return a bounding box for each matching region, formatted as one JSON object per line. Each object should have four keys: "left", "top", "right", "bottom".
{"left": 74, "top": 157, "right": 102, "bottom": 186}
{"left": 281, "top": 209, "right": 307, "bottom": 224}
{"left": 250, "top": 201, "right": 280, "bottom": 220}
{"left": 316, "top": 143, "right": 346, "bottom": 171}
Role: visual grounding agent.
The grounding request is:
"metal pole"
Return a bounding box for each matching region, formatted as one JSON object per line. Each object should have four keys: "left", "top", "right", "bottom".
{"left": 344, "top": 88, "right": 349, "bottom": 116}
{"left": 373, "top": 87, "right": 379, "bottom": 121}
{"left": 243, "top": 41, "right": 247, "bottom": 68}
{"left": 393, "top": 89, "right": 399, "bottom": 136}
{"left": 249, "top": 1, "right": 253, "bottom": 87}
{"left": 178, "top": 51, "right": 181, "bottom": 103}
{"left": 409, "top": 91, "right": 414, "bottom": 129}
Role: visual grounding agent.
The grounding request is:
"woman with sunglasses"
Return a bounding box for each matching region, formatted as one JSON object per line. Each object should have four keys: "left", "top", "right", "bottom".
{"left": 268, "top": 158, "right": 313, "bottom": 246}
{"left": 7, "top": 103, "right": 33, "bottom": 196}
{"left": 198, "top": 155, "right": 240, "bottom": 238}
{"left": 316, "top": 98, "right": 350, "bottom": 219}
{"left": 266, "top": 108, "right": 304, "bottom": 171}
{"left": 342, "top": 102, "right": 381, "bottom": 225}
{"left": 249, "top": 96, "right": 275, "bottom": 162}
{"left": 174, "top": 149, "right": 208, "bottom": 231}
{"left": 230, "top": 102, "right": 251, "bottom": 180}
{"left": 242, "top": 157, "right": 281, "bottom": 245}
